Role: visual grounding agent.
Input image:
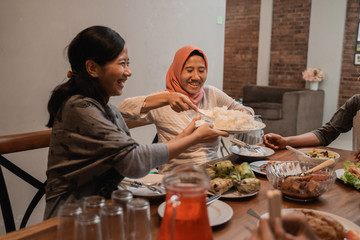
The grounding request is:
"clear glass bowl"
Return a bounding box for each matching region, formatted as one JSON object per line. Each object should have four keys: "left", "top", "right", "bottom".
{"left": 265, "top": 161, "right": 336, "bottom": 202}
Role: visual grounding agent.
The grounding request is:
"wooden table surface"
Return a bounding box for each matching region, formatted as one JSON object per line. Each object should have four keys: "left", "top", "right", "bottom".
{"left": 2, "top": 147, "right": 360, "bottom": 240}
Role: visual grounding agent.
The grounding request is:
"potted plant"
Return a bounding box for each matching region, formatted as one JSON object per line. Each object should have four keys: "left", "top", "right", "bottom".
{"left": 302, "top": 68, "right": 325, "bottom": 91}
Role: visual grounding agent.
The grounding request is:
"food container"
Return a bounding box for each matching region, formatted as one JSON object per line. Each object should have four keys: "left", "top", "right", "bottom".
{"left": 266, "top": 161, "right": 336, "bottom": 202}
{"left": 295, "top": 148, "right": 340, "bottom": 168}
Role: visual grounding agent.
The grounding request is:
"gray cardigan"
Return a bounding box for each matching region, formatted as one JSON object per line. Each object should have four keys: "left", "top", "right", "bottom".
{"left": 44, "top": 95, "right": 168, "bottom": 219}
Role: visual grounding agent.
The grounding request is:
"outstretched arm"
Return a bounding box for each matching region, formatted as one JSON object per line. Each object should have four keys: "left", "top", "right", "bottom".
{"left": 263, "top": 132, "right": 321, "bottom": 150}
{"left": 141, "top": 92, "right": 198, "bottom": 113}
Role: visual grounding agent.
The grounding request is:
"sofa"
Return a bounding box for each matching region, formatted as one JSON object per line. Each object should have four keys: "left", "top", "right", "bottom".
{"left": 242, "top": 85, "right": 325, "bottom": 137}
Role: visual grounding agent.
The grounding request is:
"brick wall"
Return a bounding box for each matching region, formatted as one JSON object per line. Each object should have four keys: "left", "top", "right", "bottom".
{"left": 269, "top": 0, "right": 311, "bottom": 88}
{"left": 338, "top": 0, "right": 360, "bottom": 107}
{"left": 223, "top": 0, "right": 261, "bottom": 100}
{"left": 224, "top": 0, "right": 360, "bottom": 106}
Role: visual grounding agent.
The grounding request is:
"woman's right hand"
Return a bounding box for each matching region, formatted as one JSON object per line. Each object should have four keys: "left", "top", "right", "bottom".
{"left": 166, "top": 117, "right": 229, "bottom": 160}
{"left": 263, "top": 133, "right": 287, "bottom": 150}
{"left": 167, "top": 92, "right": 198, "bottom": 112}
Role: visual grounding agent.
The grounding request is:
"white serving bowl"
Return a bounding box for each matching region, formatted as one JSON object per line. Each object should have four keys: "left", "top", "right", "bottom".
{"left": 295, "top": 148, "right": 340, "bottom": 168}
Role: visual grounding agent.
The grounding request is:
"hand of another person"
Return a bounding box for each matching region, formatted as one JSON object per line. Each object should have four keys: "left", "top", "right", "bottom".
{"left": 263, "top": 133, "right": 287, "bottom": 150}
{"left": 248, "top": 218, "right": 276, "bottom": 240}
{"left": 249, "top": 212, "right": 319, "bottom": 240}
{"left": 277, "top": 212, "right": 319, "bottom": 240}
{"left": 168, "top": 92, "right": 198, "bottom": 112}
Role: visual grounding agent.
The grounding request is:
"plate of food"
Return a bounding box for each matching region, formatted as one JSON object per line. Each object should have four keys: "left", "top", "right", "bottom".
{"left": 207, "top": 160, "right": 261, "bottom": 199}
{"left": 249, "top": 160, "right": 278, "bottom": 175}
{"left": 335, "top": 168, "right": 345, "bottom": 179}
{"left": 336, "top": 160, "right": 360, "bottom": 190}
{"left": 208, "top": 187, "right": 259, "bottom": 199}
{"left": 195, "top": 106, "right": 266, "bottom": 134}
{"left": 230, "top": 145, "right": 275, "bottom": 160}
{"left": 261, "top": 208, "right": 360, "bottom": 239}
{"left": 118, "top": 174, "right": 166, "bottom": 199}
{"left": 157, "top": 200, "right": 233, "bottom": 227}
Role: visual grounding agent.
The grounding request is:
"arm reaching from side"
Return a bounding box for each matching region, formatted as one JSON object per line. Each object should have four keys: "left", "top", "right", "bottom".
{"left": 263, "top": 132, "right": 321, "bottom": 150}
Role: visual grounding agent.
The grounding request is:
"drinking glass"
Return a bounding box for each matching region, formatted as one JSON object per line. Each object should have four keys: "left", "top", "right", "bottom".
{"left": 111, "top": 189, "right": 133, "bottom": 237}
{"left": 57, "top": 203, "right": 82, "bottom": 240}
{"left": 127, "top": 198, "right": 151, "bottom": 240}
{"left": 111, "top": 189, "right": 133, "bottom": 212}
{"left": 100, "top": 204, "right": 126, "bottom": 240}
{"left": 74, "top": 212, "right": 102, "bottom": 240}
{"left": 82, "top": 195, "right": 105, "bottom": 214}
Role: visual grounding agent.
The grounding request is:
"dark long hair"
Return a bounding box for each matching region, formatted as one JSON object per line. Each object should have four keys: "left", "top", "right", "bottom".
{"left": 46, "top": 26, "right": 125, "bottom": 127}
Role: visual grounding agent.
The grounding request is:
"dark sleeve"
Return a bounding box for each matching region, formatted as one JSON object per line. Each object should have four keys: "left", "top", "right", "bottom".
{"left": 312, "top": 94, "right": 360, "bottom": 145}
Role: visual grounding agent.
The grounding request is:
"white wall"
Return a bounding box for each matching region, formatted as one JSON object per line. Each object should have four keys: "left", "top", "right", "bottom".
{"left": 307, "top": 0, "right": 347, "bottom": 124}
{"left": 307, "top": 0, "right": 349, "bottom": 150}
{"left": 0, "top": 0, "right": 226, "bottom": 233}
{"left": 257, "top": 0, "right": 351, "bottom": 150}
{"left": 257, "top": 0, "right": 273, "bottom": 86}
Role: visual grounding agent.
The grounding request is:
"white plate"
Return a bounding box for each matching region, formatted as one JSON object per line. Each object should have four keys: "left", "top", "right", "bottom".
{"left": 208, "top": 188, "right": 259, "bottom": 199}
{"left": 335, "top": 169, "right": 344, "bottom": 179}
{"left": 119, "top": 174, "right": 165, "bottom": 199}
{"left": 230, "top": 145, "right": 275, "bottom": 160}
{"left": 335, "top": 168, "right": 359, "bottom": 189}
{"left": 261, "top": 208, "right": 360, "bottom": 232}
{"left": 250, "top": 160, "right": 279, "bottom": 175}
{"left": 216, "top": 122, "right": 266, "bottom": 134}
{"left": 157, "top": 200, "right": 233, "bottom": 227}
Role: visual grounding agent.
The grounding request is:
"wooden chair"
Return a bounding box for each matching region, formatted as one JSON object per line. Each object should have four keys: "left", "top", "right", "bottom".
{"left": 353, "top": 110, "right": 360, "bottom": 151}
{"left": 0, "top": 129, "right": 51, "bottom": 233}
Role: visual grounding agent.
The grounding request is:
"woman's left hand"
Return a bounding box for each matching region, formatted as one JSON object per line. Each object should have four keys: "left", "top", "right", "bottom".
{"left": 168, "top": 92, "right": 198, "bottom": 112}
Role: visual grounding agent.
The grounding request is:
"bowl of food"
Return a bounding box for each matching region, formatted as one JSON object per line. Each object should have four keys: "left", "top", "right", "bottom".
{"left": 266, "top": 161, "right": 336, "bottom": 202}
{"left": 295, "top": 148, "right": 340, "bottom": 168}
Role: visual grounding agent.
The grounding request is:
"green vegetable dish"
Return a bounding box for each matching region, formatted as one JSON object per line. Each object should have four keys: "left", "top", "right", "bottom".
{"left": 340, "top": 160, "right": 360, "bottom": 190}
{"left": 305, "top": 149, "right": 336, "bottom": 159}
{"left": 207, "top": 160, "right": 260, "bottom": 195}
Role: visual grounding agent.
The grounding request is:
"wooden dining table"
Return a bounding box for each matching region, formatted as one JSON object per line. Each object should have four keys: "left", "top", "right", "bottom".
{"left": 1, "top": 146, "right": 360, "bottom": 240}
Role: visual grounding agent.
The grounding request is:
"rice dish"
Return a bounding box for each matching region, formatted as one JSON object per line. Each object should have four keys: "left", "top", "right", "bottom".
{"left": 201, "top": 106, "right": 261, "bottom": 131}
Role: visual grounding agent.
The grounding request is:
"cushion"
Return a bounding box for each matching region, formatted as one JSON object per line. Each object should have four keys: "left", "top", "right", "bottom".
{"left": 247, "top": 102, "right": 283, "bottom": 120}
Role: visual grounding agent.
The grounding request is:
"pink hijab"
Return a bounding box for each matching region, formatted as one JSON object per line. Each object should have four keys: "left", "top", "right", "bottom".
{"left": 166, "top": 45, "right": 208, "bottom": 105}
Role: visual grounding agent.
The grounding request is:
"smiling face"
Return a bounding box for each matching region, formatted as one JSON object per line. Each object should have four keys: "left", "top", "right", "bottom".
{"left": 96, "top": 46, "right": 131, "bottom": 99}
{"left": 179, "top": 55, "right": 207, "bottom": 95}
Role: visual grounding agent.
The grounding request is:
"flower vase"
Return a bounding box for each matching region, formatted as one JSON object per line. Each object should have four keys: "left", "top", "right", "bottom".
{"left": 309, "top": 81, "right": 319, "bottom": 91}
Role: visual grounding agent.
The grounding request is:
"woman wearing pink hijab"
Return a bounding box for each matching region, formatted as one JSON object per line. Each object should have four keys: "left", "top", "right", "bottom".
{"left": 119, "top": 45, "right": 253, "bottom": 173}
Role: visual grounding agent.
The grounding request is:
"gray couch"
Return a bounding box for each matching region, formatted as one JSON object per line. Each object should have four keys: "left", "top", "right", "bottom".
{"left": 243, "top": 85, "right": 324, "bottom": 137}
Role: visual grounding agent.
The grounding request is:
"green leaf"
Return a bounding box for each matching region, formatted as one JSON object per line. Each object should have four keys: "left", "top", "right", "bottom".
{"left": 343, "top": 171, "right": 360, "bottom": 190}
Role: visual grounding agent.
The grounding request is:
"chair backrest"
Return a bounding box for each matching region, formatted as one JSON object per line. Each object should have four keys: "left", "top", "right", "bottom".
{"left": 0, "top": 129, "right": 51, "bottom": 233}
{"left": 353, "top": 110, "right": 360, "bottom": 151}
